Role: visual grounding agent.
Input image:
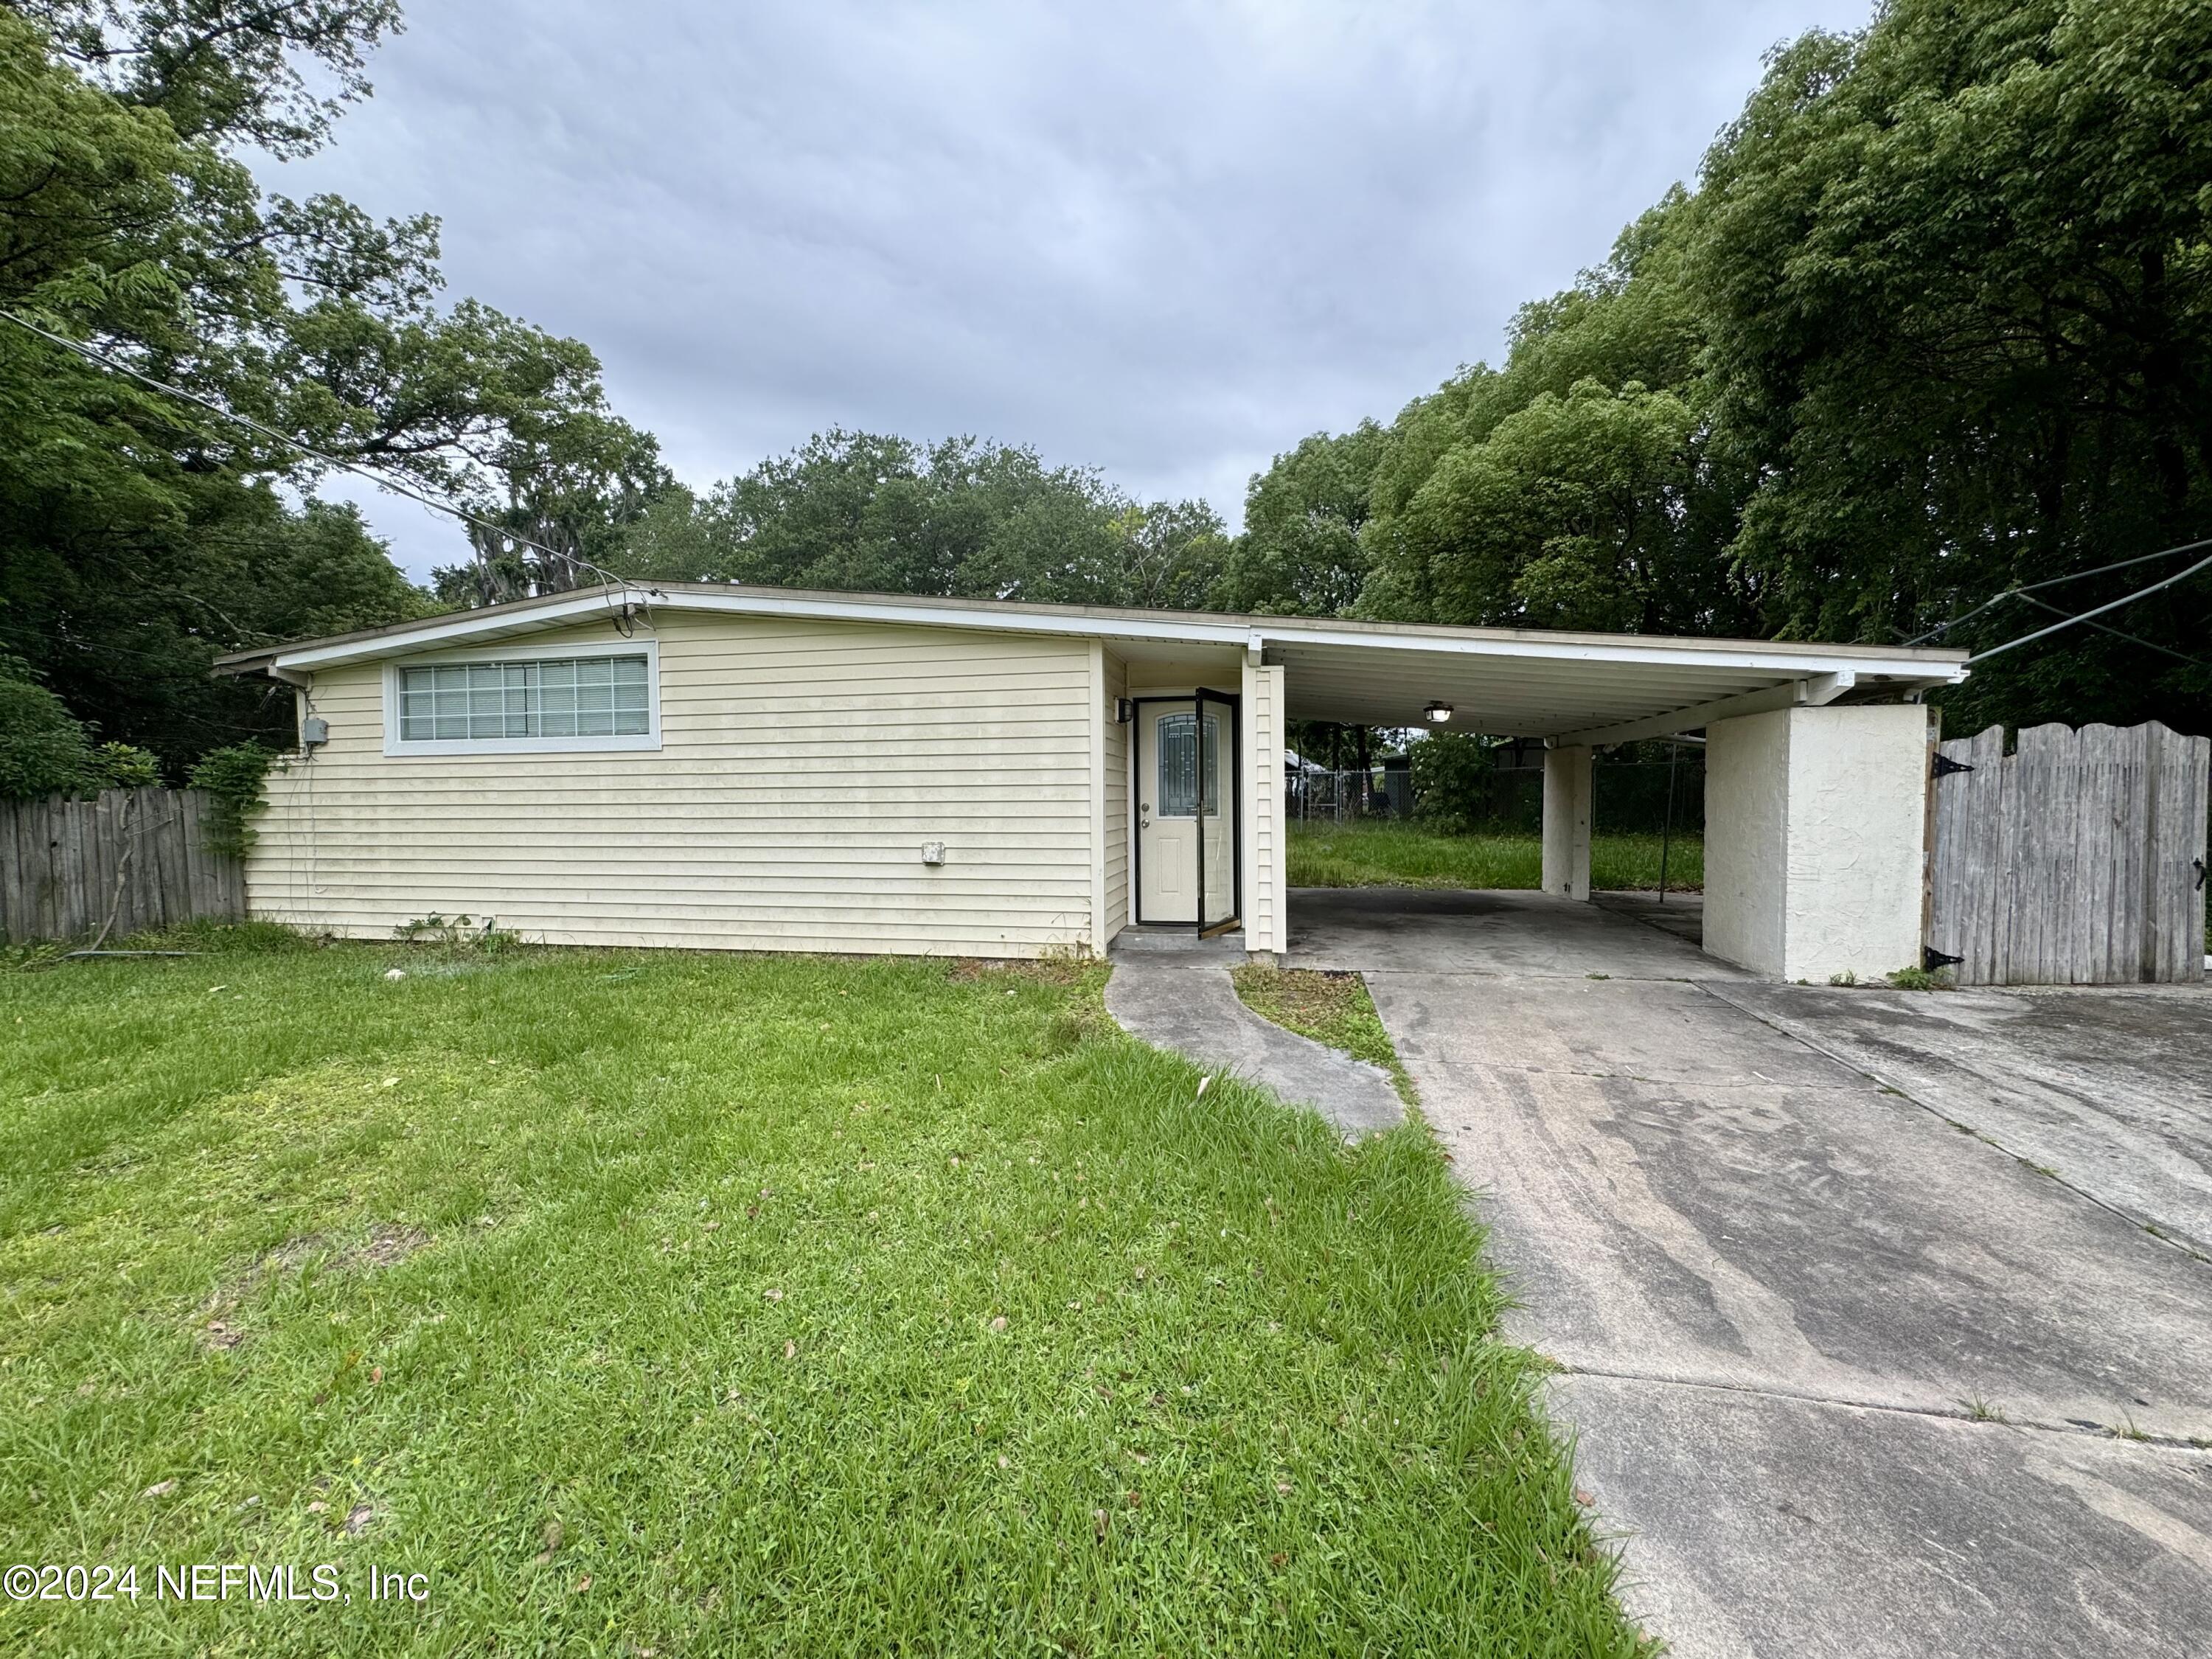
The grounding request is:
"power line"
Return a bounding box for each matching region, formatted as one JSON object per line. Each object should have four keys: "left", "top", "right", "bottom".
{"left": 2014, "top": 594, "right": 2211, "bottom": 671}
{"left": 1905, "top": 534, "right": 2212, "bottom": 646}
{"left": 1969, "top": 542, "right": 2212, "bottom": 665}
{"left": 0, "top": 305, "right": 663, "bottom": 608}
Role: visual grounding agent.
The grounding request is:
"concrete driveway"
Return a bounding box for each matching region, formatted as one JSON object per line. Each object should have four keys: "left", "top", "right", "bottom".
{"left": 1287, "top": 887, "right": 2212, "bottom": 1658}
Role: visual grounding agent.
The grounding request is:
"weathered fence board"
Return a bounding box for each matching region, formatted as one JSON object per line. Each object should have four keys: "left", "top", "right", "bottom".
{"left": 0, "top": 788, "right": 244, "bottom": 945}
{"left": 2148, "top": 728, "right": 2212, "bottom": 981}
{"left": 1930, "top": 721, "right": 2209, "bottom": 985}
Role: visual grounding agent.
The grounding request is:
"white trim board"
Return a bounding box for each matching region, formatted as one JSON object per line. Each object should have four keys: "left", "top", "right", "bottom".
{"left": 246, "top": 584, "right": 1968, "bottom": 689}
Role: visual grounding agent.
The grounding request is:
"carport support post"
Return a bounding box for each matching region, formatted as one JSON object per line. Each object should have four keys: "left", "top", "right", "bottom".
{"left": 1541, "top": 744, "right": 1594, "bottom": 900}
{"left": 1703, "top": 705, "right": 1930, "bottom": 980}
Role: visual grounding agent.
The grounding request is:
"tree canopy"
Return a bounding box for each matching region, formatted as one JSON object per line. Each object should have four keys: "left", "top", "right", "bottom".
{"left": 1258, "top": 0, "right": 2212, "bottom": 734}
{"left": 607, "top": 430, "right": 1230, "bottom": 613}
{"left": 4, "top": 0, "right": 2207, "bottom": 796}
{"left": 0, "top": 0, "right": 659, "bottom": 779}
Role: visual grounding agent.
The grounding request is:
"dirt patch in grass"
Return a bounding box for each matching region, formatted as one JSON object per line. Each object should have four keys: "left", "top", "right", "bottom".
{"left": 948, "top": 956, "right": 1092, "bottom": 989}
{"left": 950, "top": 958, "right": 1113, "bottom": 1054}
{"left": 196, "top": 1223, "right": 429, "bottom": 1349}
{"left": 1231, "top": 965, "right": 1418, "bottom": 1107}
{"left": 337, "top": 1222, "right": 431, "bottom": 1270}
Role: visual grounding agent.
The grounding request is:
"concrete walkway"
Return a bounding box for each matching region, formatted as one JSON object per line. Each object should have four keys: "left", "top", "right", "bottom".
{"left": 1102, "top": 946, "right": 1404, "bottom": 1138}
{"left": 1288, "top": 886, "right": 2212, "bottom": 1658}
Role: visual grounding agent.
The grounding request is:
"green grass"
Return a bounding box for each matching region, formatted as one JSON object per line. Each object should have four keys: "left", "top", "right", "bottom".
{"left": 1229, "top": 967, "right": 1419, "bottom": 1107}
{"left": 1289, "top": 821, "right": 1704, "bottom": 893}
{"left": 0, "top": 931, "right": 1644, "bottom": 1658}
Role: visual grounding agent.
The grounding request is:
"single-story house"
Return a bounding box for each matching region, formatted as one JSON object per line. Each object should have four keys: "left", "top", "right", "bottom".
{"left": 215, "top": 583, "right": 1968, "bottom": 978}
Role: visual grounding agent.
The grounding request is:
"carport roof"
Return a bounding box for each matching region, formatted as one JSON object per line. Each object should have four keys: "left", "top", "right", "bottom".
{"left": 216, "top": 581, "right": 1968, "bottom": 745}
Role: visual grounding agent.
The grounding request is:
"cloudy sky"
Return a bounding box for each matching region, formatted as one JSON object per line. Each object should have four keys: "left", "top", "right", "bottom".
{"left": 262, "top": 0, "right": 1873, "bottom": 581}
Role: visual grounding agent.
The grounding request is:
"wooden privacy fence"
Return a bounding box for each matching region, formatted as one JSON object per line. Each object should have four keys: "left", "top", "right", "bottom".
{"left": 1928, "top": 722, "right": 2209, "bottom": 985}
{"left": 0, "top": 788, "right": 245, "bottom": 945}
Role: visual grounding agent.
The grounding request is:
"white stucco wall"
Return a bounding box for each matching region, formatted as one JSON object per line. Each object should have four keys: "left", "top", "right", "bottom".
{"left": 1704, "top": 706, "right": 1930, "bottom": 980}
{"left": 1781, "top": 705, "right": 1930, "bottom": 981}
{"left": 1704, "top": 710, "right": 1791, "bottom": 973}
{"left": 1540, "top": 745, "right": 1593, "bottom": 900}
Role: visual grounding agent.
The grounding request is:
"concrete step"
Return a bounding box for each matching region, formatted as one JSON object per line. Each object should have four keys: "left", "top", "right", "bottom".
{"left": 1108, "top": 927, "right": 1245, "bottom": 959}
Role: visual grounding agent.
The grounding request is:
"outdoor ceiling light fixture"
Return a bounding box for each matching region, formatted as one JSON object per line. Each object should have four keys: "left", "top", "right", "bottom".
{"left": 1424, "top": 701, "right": 1454, "bottom": 723}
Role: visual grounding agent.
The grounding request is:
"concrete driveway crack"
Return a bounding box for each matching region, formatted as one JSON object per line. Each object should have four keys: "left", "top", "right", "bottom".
{"left": 1694, "top": 980, "right": 2212, "bottom": 1266}
{"left": 1548, "top": 1363, "right": 2212, "bottom": 1451}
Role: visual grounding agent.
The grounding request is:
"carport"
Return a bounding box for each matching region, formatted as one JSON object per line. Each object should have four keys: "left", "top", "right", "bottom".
{"left": 1234, "top": 616, "right": 1969, "bottom": 981}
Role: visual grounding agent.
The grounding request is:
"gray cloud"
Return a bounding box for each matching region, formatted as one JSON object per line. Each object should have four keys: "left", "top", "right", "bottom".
{"left": 270, "top": 0, "right": 1873, "bottom": 580}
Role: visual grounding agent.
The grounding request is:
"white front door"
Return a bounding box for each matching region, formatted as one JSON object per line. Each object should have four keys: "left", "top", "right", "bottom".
{"left": 1138, "top": 700, "right": 1236, "bottom": 925}
{"left": 1137, "top": 704, "right": 1201, "bottom": 922}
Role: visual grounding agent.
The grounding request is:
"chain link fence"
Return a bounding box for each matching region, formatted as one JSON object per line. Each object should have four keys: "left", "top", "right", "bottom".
{"left": 1288, "top": 752, "right": 1705, "bottom": 835}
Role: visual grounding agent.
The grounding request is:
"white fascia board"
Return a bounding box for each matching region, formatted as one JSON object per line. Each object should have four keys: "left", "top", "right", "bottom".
{"left": 1551, "top": 671, "right": 1862, "bottom": 748}
{"left": 274, "top": 591, "right": 644, "bottom": 670}
{"left": 1259, "top": 623, "right": 1966, "bottom": 681}
{"left": 669, "top": 588, "right": 1253, "bottom": 647}
{"left": 261, "top": 582, "right": 1970, "bottom": 684}
{"left": 270, "top": 588, "right": 1252, "bottom": 673}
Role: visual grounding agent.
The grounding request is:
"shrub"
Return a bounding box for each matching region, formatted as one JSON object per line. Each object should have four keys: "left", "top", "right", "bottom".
{"left": 93, "top": 742, "right": 159, "bottom": 788}
{"left": 0, "top": 655, "right": 161, "bottom": 799}
{"left": 1408, "top": 731, "right": 1495, "bottom": 827}
{"left": 188, "top": 742, "right": 279, "bottom": 858}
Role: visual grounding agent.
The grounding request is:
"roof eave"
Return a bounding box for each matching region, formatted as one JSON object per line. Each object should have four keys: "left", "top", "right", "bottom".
{"left": 212, "top": 581, "right": 1971, "bottom": 686}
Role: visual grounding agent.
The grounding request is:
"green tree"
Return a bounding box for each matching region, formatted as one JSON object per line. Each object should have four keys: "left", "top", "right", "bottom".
{"left": 0, "top": 652, "right": 156, "bottom": 798}
{"left": 0, "top": 4, "right": 658, "bottom": 767}
{"left": 20, "top": 0, "right": 403, "bottom": 156}
{"left": 689, "top": 430, "right": 981, "bottom": 595}
{"left": 1407, "top": 731, "right": 1495, "bottom": 829}
{"left": 1217, "top": 421, "right": 1388, "bottom": 616}
{"left": 603, "top": 430, "right": 1230, "bottom": 611}
{"left": 432, "top": 398, "right": 671, "bottom": 606}
{"left": 1349, "top": 192, "right": 1744, "bottom": 634}
{"left": 1690, "top": 0, "right": 2212, "bottom": 731}
{"left": 1094, "top": 498, "right": 1229, "bottom": 611}
{"left": 1362, "top": 379, "right": 1745, "bottom": 635}
{"left": 1332, "top": 0, "right": 2211, "bottom": 735}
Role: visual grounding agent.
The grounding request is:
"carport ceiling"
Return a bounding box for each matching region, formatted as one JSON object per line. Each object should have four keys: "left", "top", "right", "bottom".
{"left": 1256, "top": 622, "right": 1969, "bottom": 742}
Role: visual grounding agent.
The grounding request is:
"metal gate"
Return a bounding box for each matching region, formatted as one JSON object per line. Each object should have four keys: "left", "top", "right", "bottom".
{"left": 1927, "top": 721, "right": 2209, "bottom": 985}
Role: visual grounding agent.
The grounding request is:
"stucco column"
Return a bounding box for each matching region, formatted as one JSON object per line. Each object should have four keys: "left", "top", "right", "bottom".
{"left": 1541, "top": 744, "right": 1594, "bottom": 900}
{"left": 1704, "top": 705, "right": 1930, "bottom": 980}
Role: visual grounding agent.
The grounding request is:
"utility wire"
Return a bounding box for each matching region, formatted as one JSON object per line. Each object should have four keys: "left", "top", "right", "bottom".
{"left": 0, "top": 305, "right": 663, "bottom": 607}
{"left": 1967, "top": 543, "right": 2212, "bottom": 664}
{"left": 1905, "top": 534, "right": 2212, "bottom": 646}
{"left": 2014, "top": 594, "right": 2212, "bottom": 670}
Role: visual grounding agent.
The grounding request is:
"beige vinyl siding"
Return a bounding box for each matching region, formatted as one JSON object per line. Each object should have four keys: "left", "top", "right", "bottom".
{"left": 1101, "top": 650, "right": 1129, "bottom": 942}
{"left": 247, "top": 611, "right": 1097, "bottom": 957}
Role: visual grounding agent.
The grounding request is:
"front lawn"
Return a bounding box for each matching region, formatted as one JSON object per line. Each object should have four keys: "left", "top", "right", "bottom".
{"left": 1, "top": 934, "right": 1642, "bottom": 1657}
{"left": 1290, "top": 821, "right": 1703, "bottom": 893}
